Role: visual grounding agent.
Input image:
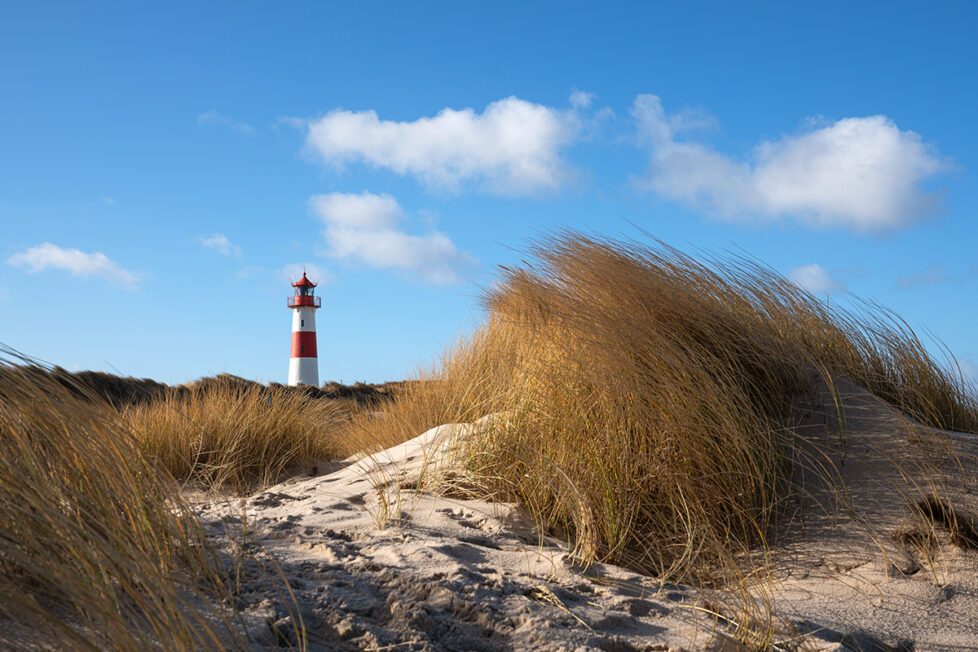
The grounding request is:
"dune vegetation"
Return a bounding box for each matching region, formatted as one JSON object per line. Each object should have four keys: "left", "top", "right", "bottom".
{"left": 0, "top": 356, "right": 395, "bottom": 649}
{"left": 125, "top": 382, "right": 346, "bottom": 494}
{"left": 341, "top": 231, "right": 978, "bottom": 582}
{"left": 0, "top": 356, "right": 240, "bottom": 649}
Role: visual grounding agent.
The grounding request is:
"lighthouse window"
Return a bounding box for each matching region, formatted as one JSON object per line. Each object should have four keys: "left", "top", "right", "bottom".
{"left": 301, "top": 345, "right": 305, "bottom": 353}
{"left": 301, "top": 319, "right": 304, "bottom": 327}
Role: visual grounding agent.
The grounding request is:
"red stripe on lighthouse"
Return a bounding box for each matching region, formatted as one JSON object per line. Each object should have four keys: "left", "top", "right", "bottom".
{"left": 290, "top": 331, "right": 318, "bottom": 358}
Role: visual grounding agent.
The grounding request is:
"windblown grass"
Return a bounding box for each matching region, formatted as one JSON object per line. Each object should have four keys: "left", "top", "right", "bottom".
{"left": 0, "top": 351, "right": 395, "bottom": 647}
{"left": 125, "top": 380, "right": 347, "bottom": 494}
{"left": 0, "top": 353, "right": 236, "bottom": 650}
{"left": 342, "top": 231, "right": 978, "bottom": 583}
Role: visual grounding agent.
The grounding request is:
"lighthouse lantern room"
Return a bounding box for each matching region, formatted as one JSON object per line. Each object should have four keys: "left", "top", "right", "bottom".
{"left": 287, "top": 271, "right": 321, "bottom": 386}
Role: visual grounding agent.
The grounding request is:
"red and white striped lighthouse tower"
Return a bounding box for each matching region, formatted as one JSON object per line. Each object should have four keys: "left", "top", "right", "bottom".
{"left": 287, "top": 271, "right": 321, "bottom": 386}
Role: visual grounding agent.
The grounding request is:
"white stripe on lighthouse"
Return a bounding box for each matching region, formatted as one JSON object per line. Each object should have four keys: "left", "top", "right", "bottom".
{"left": 292, "top": 308, "right": 317, "bottom": 333}
{"left": 288, "top": 357, "right": 318, "bottom": 386}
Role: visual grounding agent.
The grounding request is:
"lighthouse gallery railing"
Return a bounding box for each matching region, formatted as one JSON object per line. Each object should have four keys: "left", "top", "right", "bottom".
{"left": 287, "top": 296, "right": 321, "bottom": 308}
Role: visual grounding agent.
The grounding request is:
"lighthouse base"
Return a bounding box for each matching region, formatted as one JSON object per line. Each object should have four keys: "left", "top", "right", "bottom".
{"left": 288, "top": 357, "right": 319, "bottom": 386}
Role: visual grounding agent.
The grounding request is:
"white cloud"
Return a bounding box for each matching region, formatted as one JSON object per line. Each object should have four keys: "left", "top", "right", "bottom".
{"left": 198, "top": 110, "right": 256, "bottom": 136}
{"left": 276, "top": 116, "right": 307, "bottom": 130}
{"left": 7, "top": 243, "right": 139, "bottom": 288}
{"left": 897, "top": 265, "right": 948, "bottom": 290}
{"left": 309, "top": 192, "right": 476, "bottom": 285}
{"left": 632, "top": 94, "right": 948, "bottom": 232}
{"left": 304, "top": 97, "right": 580, "bottom": 195}
{"left": 198, "top": 233, "right": 242, "bottom": 258}
{"left": 569, "top": 89, "right": 595, "bottom": 109}
{"left": 102, "top": 196, "right": 115, "bottom": 206}
{"left": 789, "top": 263, "right": 845, "bottom": 295}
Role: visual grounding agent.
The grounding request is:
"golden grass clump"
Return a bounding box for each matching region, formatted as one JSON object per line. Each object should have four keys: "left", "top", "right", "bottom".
{"left": 125, "top": 379, "right": 346, "bottom": 493}
{"left": 343, "top": 231, "right": 978, "bottom": 582}
{"left": 0, "top": 353, "right": 235, "bottom": 650}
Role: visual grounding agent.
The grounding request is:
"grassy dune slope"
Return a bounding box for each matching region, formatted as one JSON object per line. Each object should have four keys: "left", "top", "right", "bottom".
{"left": 0, "top": 359, "right": 402, "bottom": 648}
{"left": 125, "top": 383, "right": 346, "bottom": 494}
{"left": 0, "top": 358, "right": 236, "bottom": 649}
{"left": 342, "top": 231, "right": 978, "bottom": 582}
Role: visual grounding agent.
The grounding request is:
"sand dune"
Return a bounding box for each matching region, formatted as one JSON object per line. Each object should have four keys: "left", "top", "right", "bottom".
{"left": 194, "top": 382, "right": 978, "bottom": 651}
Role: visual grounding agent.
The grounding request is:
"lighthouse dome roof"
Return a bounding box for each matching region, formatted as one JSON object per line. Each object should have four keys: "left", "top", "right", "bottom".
{"left": 291, "top": 272, "right": 317, "bottom": 288}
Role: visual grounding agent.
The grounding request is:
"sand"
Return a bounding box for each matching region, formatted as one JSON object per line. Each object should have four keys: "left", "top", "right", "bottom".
{"left": 193, "top": 384, "right": 978, "bottom": 651}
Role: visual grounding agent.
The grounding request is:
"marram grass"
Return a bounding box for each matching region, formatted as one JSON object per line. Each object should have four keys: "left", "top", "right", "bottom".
{"left": 342, "top": 231, "right": 978, "bottom": 583}
{"left": 125, "top": 380, "right": 346, "bottom": 493}
{"left": 0, "top": 355, "right": 339, "bottom": 648}
{"left": 0, "top": 355, "right": 237, "bottom": 650}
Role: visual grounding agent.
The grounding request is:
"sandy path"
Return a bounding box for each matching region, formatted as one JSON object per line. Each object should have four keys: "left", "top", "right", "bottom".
{"left": 195, "top": 422, "right": 744, "bottom": 650}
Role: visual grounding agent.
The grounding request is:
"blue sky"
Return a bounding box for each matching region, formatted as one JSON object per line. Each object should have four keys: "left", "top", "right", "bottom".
{"left": 1, "top": 2, "right": 975, "bottom": 385}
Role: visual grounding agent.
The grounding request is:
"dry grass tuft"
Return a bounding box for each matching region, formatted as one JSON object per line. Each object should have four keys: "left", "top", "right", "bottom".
{"left": 341, "top": 231, "right": 978, "bottom": 584}
{"left": 125, "top": 379, "right": 347, "bottom": 494}
{"left": 0, "top": 352, "right": 237, "bottom": 649}
{"left": 914, "top": 496, "right": 978, "bottom": 550}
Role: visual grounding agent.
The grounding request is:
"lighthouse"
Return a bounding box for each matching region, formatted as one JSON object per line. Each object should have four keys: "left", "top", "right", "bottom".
{"left": 287, "top": 271, "right": 321, "bottom": 386}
